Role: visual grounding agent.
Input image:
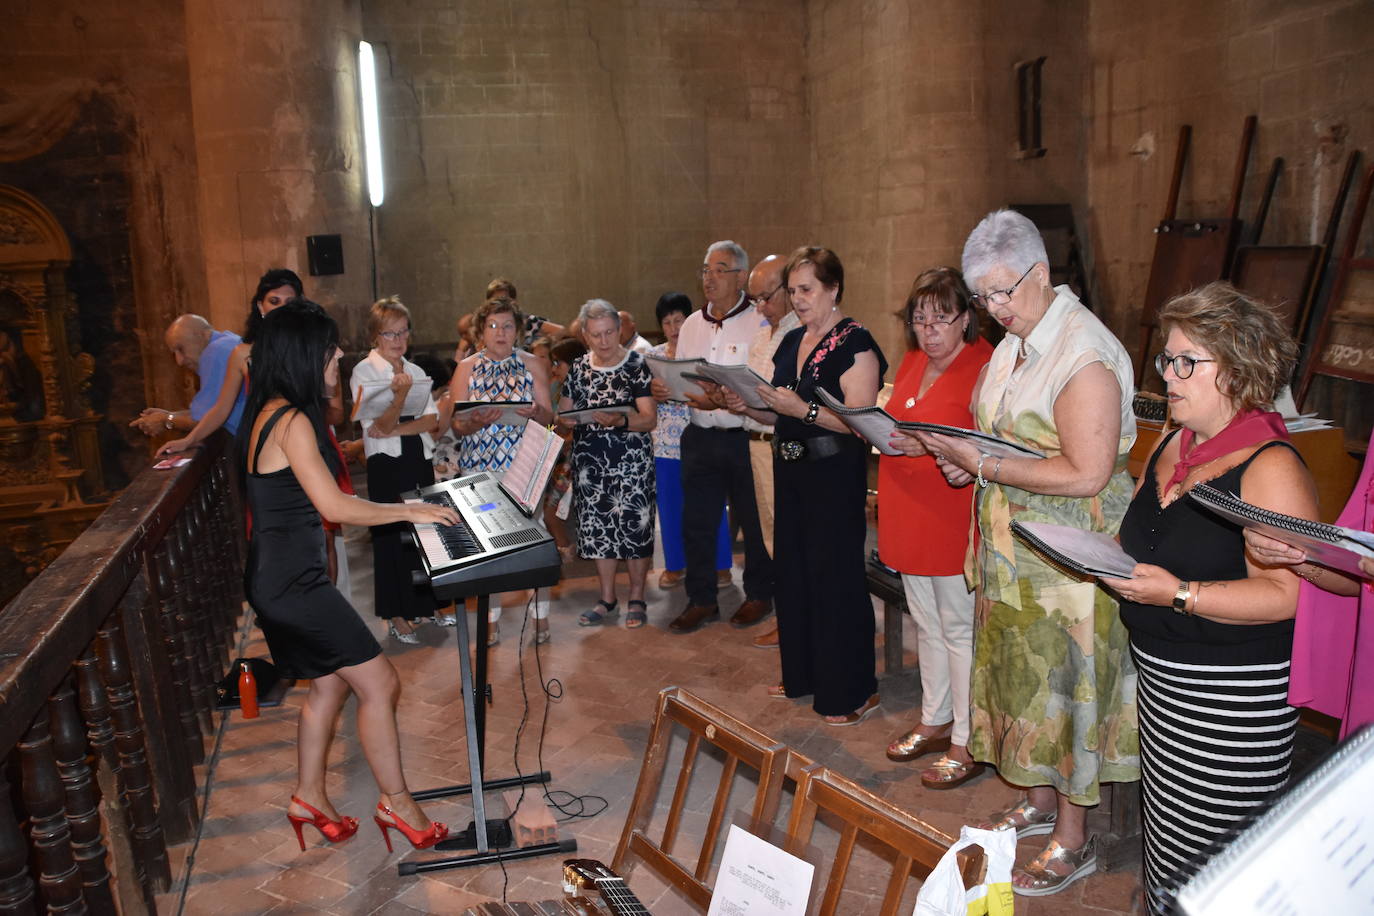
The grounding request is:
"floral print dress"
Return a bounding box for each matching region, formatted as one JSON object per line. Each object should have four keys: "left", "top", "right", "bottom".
{"left": 967, "top": 287, "right": 1141, "bottom": 806}
{"left": 562, "top": 350, "right": 655, "bottom": 559}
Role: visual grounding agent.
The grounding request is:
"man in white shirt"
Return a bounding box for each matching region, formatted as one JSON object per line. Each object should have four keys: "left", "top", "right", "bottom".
{"left": 739, "top": 254, "right": 800, "bottom": 649}
{"left": 652, "top": 240, "right": 775, "bottom": 633}
{"left": 618, "top": 310, "right": 654, "bottom": 355}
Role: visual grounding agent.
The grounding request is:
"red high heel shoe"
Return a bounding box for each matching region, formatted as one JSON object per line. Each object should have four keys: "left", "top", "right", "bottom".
{"left": 373, "top": 801, "right": 449, "bottom": 851}
{"left": 287, "top": 795, "right": 359, "bottom": 850}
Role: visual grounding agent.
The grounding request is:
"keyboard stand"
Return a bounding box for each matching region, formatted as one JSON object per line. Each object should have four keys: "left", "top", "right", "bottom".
{"left": 397, "top": 595, "right": 575, "bottom": 875}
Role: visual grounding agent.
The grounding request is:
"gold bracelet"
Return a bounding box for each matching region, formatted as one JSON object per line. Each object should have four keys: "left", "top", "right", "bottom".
{"left": 1293, "top": 564, "right": 1323, "bottom": 584}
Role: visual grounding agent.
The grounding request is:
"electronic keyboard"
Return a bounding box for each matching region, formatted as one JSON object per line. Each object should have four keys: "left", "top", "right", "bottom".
{"left": 407, "top": 471, "right": 560, "bottom": 600}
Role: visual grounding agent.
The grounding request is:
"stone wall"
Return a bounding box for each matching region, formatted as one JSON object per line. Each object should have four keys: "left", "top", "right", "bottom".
{"left": 361, "top": 0, "right": 811, "bottom": 345}
{"left": 805, "top": 0, "right": 1090, "bottom": 358}
{"left": 1085, "top": 0, "right": 1374, "bottom": 343}
{"left": 183, "top": 0, "right": 375, "bottom": 344}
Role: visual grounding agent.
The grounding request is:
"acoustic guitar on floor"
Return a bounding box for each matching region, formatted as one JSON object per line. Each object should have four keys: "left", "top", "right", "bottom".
{"left": 563, "top": 859, "right": 651, "bottom": 915}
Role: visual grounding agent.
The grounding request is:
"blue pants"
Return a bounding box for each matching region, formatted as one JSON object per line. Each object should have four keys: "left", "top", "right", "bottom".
{"left": 655, "top": 456, "right": 731, "bottom": 571}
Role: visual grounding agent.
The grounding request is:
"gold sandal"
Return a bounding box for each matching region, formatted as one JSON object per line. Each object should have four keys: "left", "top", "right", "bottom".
{"left": 977, "top": 798, "right": 1057, "bottom": 839}
{"left": 1012, "top": 835, "right": 1098, "bottom": 897}
{"left": 919, "top": 755, "right": 984, "bottom": 789}
{"left": 885, "top": 726, "right": 952, "bottom": 762}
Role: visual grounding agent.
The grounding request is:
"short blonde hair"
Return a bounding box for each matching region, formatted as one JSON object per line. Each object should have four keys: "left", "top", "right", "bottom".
{"left": 475, "top": 296, "right": 518, "bottom": 329}
{"left": 1157, "top": 282, "right": 1297, "bottom": 412}
{"left": 368, "top": 295, "right": 411, "bottom": 344}
{"left": 485, "top": 277, "right": 517, "bottom": 300}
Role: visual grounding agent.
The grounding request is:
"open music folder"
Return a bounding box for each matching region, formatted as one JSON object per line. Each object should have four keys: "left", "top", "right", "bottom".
{"left": 450, "top": 400, "right": 533, "bottom": 427}
{"left": 644, "top": 354, "right": 707, "bottom": 402}
{"left": 352, "top": 376, "right": 434, "bottom": 422}
{"left": 690, "top": 362, "right": 775, "bottom": 410}
{"left": 1189, "top": 483, "right": 1374, "bottom": 577}
{"left": 1010, "top": 520, "right": 1137, "bottom": 579}
{"left": 814, "top": 389, "right": 1046, "bottom": 458}
{"left": 558, "top": 403, "right": 636, "bottom": 425}
{"left": 1173, "top": 726, "right": 1374, "bottom": 914}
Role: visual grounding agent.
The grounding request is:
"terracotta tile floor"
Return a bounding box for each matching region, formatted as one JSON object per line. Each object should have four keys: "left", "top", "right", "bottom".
{"left": 155, "top": 529, "right": 1143, "bottom": 915}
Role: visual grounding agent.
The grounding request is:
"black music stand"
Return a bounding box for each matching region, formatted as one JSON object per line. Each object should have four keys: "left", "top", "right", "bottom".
{"left": 398, "top": 593, "right": 575, "bottom": 875}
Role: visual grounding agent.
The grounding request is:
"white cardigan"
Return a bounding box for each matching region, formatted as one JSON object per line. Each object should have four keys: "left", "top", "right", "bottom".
{"left": 349, "top": 350, "right": 437, "bottom": 460}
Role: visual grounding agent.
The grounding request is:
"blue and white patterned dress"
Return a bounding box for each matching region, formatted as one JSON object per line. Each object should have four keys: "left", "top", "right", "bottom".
{"left": 648, "top": 342, "right": 690, "bottom": 461}
{"left": 563, "top": 350, "right": 655, "bottom": 559}
{"left": 458, "top": 351, "right": 534, "bottom": 473}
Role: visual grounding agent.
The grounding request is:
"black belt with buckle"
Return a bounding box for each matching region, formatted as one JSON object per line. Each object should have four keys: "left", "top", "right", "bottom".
{"left": 773, "top": 435, "right": 845, "bottom": 463}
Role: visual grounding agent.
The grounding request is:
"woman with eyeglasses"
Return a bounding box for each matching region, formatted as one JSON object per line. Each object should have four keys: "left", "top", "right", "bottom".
{"left": 448, "top": 296, "right": 554, "bottom": 645}
{"left": 1097, "top": 283, "right": 1317, "bottom": 906}
{"left": 350, "top": 296, "right": 445, "bottom": 645}
{"left": 916, "top": 210, "right": 1138, "bottom": 896}
{"left": 879, "top": 268, "right": 992, "bottom": 789}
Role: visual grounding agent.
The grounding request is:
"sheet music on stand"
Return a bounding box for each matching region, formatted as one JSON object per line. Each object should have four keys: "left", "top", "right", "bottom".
{"left": 352, "top": 377, "right": 434, "bottom": 422}
{"left": 1189, "top": 483, "right": 1374, "bottom": 577}
{"left": 1165, "top": 726, "right": 1374, "bottom": 915}
{"left": 499, "top": 420, "right": 561, "bottom": 515}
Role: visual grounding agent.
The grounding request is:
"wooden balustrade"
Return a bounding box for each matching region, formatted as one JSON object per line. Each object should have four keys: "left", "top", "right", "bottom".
{"left": 0, "top": 433, "right": 247, "bottom": 914}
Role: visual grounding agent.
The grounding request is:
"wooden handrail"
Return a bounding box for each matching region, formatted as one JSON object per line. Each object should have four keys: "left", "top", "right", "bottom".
{"left": 0, "top": 431, "right": 247, "bottom": 913}
{"left": 0, "top": 437, "right": 223, "bottom": 749}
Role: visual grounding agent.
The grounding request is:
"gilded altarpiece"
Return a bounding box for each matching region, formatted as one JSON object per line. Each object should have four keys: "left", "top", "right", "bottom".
{"left": 0, "top": 185, "right": 106, "bottom": 601}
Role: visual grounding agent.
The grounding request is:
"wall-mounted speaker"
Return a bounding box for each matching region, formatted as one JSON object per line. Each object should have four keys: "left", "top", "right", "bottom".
{"left": 306, "top": 234, "right": 344, "bottom": 276}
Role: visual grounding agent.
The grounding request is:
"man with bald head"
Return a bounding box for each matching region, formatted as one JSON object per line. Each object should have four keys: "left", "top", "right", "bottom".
{"left": 130, "top": 314, "right": 246, "bottom": 437}
{"left": 618, "top": 310, "right": 653, "bottom": 354}
{"left": 740, "top": 254, "right": 800, "bottom": 649}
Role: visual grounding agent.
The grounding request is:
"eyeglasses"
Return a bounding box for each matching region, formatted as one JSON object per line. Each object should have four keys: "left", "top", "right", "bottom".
{"left": 1154, "top": 352, "right": 1216, "bottom": 380}
{"left": 968, "top": 265, "right": 1034, "bottom": 310}
{"left": 378, "top": 328, "right": 411, "bottom": 341}
{"left": 748, "top": 284, "right": 783, "bottom": 308}
{"left": 699, "top": 266, "right": 742, "bottom": 279}
{"left": 910, "top": 312, "right": 961, "bottom": 328}
{"left": 486, "top": 322, "right": 516, "bottom": 332}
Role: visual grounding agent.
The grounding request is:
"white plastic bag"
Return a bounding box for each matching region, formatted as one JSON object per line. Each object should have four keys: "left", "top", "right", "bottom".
{"left": 914, "top": 825, "right": 1016, "bottom": 916}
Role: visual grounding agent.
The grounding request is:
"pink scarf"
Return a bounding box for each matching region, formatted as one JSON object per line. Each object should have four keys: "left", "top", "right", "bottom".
{"left": 1163, "top": 408, "right": 1290, "bottom": 494}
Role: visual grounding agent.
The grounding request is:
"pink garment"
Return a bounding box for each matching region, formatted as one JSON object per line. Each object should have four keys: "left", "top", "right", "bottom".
{"left": 1288, "top": 428, "right": 1374, "bottom": 738}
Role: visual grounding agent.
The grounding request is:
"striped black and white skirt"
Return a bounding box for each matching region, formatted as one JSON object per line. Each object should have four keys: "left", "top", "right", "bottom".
{"left": 1131, "top": 641, "right": 1298, "bottom": 899}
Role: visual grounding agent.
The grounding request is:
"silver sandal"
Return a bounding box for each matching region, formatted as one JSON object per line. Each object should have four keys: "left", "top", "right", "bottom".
{"left": 1012, "top": 835, "right": 1098, "bottom": 897}
{"left": 976, "top": 798, "right": 1057, "bottom": 839}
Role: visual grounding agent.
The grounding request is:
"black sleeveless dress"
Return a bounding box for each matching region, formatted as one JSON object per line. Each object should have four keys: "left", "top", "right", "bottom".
{"left": 245, "top": 407, "right": 382, "bottom": 679}
{"left": 1118, "top": 431, "right": 1300, "bottom": 900}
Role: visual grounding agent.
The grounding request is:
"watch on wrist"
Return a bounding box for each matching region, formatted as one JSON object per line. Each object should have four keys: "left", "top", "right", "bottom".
{"left": 164, "top": 412, "right": 175, "bottom": 431}
{"left": 1172, "top": 580, "right": 1192, "bottom": 615}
